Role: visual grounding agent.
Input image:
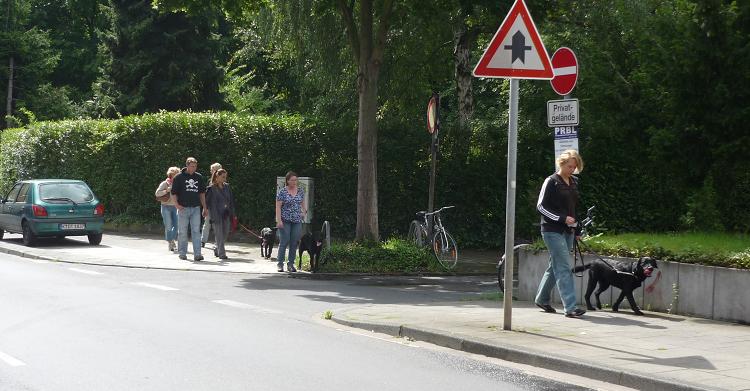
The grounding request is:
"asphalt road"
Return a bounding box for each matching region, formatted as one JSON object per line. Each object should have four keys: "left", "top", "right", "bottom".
{"left": 0, "top": 252, "right": 594, "bottom": 391}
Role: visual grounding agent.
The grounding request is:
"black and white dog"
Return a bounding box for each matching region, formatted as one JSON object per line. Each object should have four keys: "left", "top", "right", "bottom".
{"left": 572, "top": 257, "right": 659, "bottom": 315}
{"left": 260, "top": 227, "right": 277, "bottom": 259}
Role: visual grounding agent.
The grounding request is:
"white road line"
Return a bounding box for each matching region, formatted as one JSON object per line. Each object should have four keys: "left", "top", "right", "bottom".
{"left": 132, "top": 282, "right": 179, "bottom": 291}
{"left": 0, "top": 351, "right": 26, "bottom": 367}
{"left": 69, "top": 268, "right": 103, "bottom": 275}
{"left": 27, "top": 258, "right": 51, "bottom": 264}
{"left": 212, "top": 300, "right": 283, "bottom": 314}
{"left": 553, "top": 66, "right": 577, "bottom": 76}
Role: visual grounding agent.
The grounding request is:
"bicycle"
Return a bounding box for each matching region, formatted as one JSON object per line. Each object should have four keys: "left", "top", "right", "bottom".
{"left": 408, "top": 206, "right": 458, "bottom": 270}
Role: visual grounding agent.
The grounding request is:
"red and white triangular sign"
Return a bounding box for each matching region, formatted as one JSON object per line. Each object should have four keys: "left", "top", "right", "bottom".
{"left": 473, "top": 0, "right": 553, "bottom": 79}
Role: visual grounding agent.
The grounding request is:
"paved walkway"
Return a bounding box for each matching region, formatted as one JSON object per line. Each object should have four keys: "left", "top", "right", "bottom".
{"left": 0, "top": 232, "right": 282, "bottom": 273}
{"left": 1, "top": 232, "right": 748, "bottom": 391}
{"left": 331, "top": 301, "right": 750, "bottom": 391}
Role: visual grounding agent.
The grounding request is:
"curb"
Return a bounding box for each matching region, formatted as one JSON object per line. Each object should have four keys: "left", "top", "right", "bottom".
{"left": 330, "top": 315, "right": 721, "bottom": 391}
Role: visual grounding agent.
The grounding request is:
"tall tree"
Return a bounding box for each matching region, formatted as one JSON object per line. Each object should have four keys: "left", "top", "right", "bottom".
{"left": 155, "top": 0, "right": 395, "bottom": 241}
{"left": 102, "top": 0, "right": 226, "bottom": 114}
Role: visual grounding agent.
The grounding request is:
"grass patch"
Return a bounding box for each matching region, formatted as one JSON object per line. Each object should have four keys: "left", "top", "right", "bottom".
{"left": 323, "top": 310, "right": 333, "bottom": 320}
{"left": 581, "top": 232, "right": 750, "bottom": 269}
{"left": 316, "top": 238, "right": 445, "bottom": 274}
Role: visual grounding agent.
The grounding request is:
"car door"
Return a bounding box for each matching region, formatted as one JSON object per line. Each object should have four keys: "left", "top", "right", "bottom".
{"left": 0, "top": 183, "right": 23, "bottom": 232}
{"left": 9, "top": 183, "right": 32, "bottom": 232}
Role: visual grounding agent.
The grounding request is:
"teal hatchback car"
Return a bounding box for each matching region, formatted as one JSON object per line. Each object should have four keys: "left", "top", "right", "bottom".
{"left": 0, "top": 179, "right": 105, "bottom": 246}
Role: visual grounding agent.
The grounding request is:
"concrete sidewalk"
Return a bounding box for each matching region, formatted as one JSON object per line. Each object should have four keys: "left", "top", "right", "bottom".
{"left": 0, "top": 232, "right": 283, "bottom": 273}
{"left": 331, "top": 300, "right": 750, "bottom": 391}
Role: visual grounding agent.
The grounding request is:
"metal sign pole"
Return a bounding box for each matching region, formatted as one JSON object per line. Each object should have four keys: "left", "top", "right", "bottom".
{"left": 503, "top": 78, "right": 519, "bottom": 331}
{"left": 427, "top": 93, "right": 439, "bottom": 238}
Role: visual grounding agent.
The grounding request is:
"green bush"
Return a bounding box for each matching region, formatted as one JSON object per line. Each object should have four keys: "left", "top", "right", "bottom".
{"left": 317, "top": 238, "right": 444, "bottom": 274}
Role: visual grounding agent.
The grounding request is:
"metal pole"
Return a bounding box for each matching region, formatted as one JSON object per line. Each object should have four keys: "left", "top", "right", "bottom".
{"left": 503, "top": 78, "right": 519, "bottom": 330}
{"left": 427, "top": 93, "right": 439, "bottom": 238}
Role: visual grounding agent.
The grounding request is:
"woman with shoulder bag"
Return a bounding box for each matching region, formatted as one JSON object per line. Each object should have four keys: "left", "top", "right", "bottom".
{"left": 206, "top": 169, "right": 236, "bottom": 260}
{"left": 156, "top": 167, "right": 180, "bottom": 251}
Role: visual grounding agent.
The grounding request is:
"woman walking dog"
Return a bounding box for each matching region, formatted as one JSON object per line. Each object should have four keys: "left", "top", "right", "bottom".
{"left": 275, "top": 171, "right": 307, "bottom": 272}
{"left": 534, "top": 149, "right": 587, "bottom": 318}
{"left": 206, "top": 168, "right": 235, "bottom": 260}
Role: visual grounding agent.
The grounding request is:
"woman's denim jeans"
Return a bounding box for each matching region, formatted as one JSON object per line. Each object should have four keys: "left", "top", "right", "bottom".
{"left": 535, "top": 231, "right": 578, "bottom": 313}
{"left": 277, "top": 221, "right": 302, "bottom": 268}
{"left": 160, "top": 204, "right": 178, "bottom": 241}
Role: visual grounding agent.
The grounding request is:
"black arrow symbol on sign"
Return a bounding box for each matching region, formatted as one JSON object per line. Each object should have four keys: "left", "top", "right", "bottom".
{"left": 504, "top": 31, "right": 532, "bottom": 64}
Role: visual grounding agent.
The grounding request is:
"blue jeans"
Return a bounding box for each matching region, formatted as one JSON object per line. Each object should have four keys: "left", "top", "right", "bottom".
{"left": 160, "top": 205, "right": 178, "bottom": 242}
{"left": 277, "top": 221, "right": 302, "bottom": 267}
{"left": 535, "top": 231, "right": 578, "bottom": 313}
{"left": 177, "top": 206, "right": 202, "bottom": 257}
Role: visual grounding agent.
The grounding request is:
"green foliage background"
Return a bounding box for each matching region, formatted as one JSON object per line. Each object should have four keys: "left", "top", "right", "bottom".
{"left": 1, "top": 0, "right": 749, "bottom": 246}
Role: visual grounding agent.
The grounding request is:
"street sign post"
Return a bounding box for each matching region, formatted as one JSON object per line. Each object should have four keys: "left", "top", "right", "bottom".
{"left": 473, "top": 0, "right": 552, "bottom": 331}
{"left": 550, "top": 47, "right": 578, "bottom": 96}
{"left": 426, "top": 94, "right": 440, "bottom": 230}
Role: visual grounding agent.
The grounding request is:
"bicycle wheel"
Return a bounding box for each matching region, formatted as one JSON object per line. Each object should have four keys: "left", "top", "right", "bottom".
{"left": 407, "top": 220, "right": 427, "bottom": 247}
{"left": 433, "top": 230, "right": 458, "bottom": 270}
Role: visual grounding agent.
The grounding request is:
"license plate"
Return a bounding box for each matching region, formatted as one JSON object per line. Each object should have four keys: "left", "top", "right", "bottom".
{"left": 60, "top": 224, "right": 85, "bottom": 230}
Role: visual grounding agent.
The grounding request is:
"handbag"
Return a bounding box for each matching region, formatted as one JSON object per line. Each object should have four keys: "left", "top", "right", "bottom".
{"left": 156, "top": 193, "right": 171, "bottom": 202}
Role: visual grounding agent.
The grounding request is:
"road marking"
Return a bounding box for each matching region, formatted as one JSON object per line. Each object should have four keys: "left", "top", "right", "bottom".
{"left": 132, "top": 282, "right": 179, "bottom": 291}
{"left": 69, "top": 268, "right": 103, "bottom": 275}
{"left": 27, "top": 258, "right": 51, "bottom": 264}
{"left": 0, "top": 351, "right": 26, "bottom": 367}
{"left": 212, "top": 300, "right": 283, "bottom": 314}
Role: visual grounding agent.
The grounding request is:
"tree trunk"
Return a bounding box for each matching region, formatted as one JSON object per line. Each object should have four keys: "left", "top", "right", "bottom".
{"left": 5, "top": 56, "right": 13, "bottom": 129}
{"left": 452, "top": 24, "right": 474, "bottom": 163}
{"left": 355, "top": 61, "right": 380, "bottom": 241}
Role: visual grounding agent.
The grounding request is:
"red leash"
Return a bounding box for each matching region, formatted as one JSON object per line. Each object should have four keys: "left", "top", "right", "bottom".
{"left": 237, "top": 223, "right": 263, "bottom": 240}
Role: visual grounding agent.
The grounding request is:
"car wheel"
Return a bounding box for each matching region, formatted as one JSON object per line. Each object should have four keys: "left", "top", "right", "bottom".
{"left": 88, "top": 233, "right": 102, "bottom": 245}
{"left": 55, "top": 235, "right": 65, "bottom": 241}
{"left": 22, "top": 222, "right": 37, "bottom": 247}
{"left": 0, "top": 229, "right": 4, "bottom": 240}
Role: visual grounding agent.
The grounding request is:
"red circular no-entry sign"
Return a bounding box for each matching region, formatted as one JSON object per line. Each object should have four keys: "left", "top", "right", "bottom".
{"left": 550, "top": 47, "right": 578, "bottom": 96}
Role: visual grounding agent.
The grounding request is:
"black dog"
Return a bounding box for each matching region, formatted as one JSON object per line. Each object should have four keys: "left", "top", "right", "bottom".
{"left": 298, "top": 232, "right": 323, "bottom": 272}
{"left": 572, "top": 257, "right": 659, "bottom": 315}
{"left": 260, "top": 227, "right": 277, "bottom": 259}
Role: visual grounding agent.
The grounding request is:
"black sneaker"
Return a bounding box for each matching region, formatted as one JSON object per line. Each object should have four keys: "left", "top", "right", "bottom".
{"left": 287, "top": 265, "right": 297, "bottom": 273}
{"left": 536, "top": 303, "right": 557, "bottom": 313}
{"left": 201, "top": 241, "right": 206, "bottom": 248}
{"left": 194, "top": 255, "right": 204, "bottom": 261}
{"left": 565, "top": 308, "right": 587, "bottom": 318}
{"left": 178, "top": 254, "right": 187, "bottom": 260}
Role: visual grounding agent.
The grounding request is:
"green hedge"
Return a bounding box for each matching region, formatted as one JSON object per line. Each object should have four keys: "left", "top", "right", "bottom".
{"left": 0, "top": 112, "right": 321, "bottom": 231}
{"left": 2, "top": 111, "right": 749, "bottom": 249}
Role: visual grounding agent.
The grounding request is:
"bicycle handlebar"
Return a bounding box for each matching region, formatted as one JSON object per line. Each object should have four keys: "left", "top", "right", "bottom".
{"left": 416, "top": 205, "right": 455, "bottom": 217}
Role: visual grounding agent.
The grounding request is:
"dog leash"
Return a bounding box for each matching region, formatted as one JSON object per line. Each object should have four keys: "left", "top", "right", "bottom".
{"left": 237, "top": 223, "right": 264, "bottom": 240}
{"left": 573, "top": 239, "right": 633, "bottom": 277}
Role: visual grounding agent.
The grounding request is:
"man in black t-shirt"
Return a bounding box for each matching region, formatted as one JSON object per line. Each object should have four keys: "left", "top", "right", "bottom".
{"left": 171, "top": 157, "right": 208, "bottom": 261}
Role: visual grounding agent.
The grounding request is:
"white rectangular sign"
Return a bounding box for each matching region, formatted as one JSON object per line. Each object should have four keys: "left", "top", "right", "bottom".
{"left": 547, "top": 99, "right": 579, "bottom": 126}
{"left": 554, "top": 136, "right": 579, "bottom": 170}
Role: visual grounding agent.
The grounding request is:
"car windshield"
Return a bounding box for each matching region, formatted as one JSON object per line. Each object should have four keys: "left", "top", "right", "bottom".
{"left": 39, "top": 183, "right": 94, "bottom": 203}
